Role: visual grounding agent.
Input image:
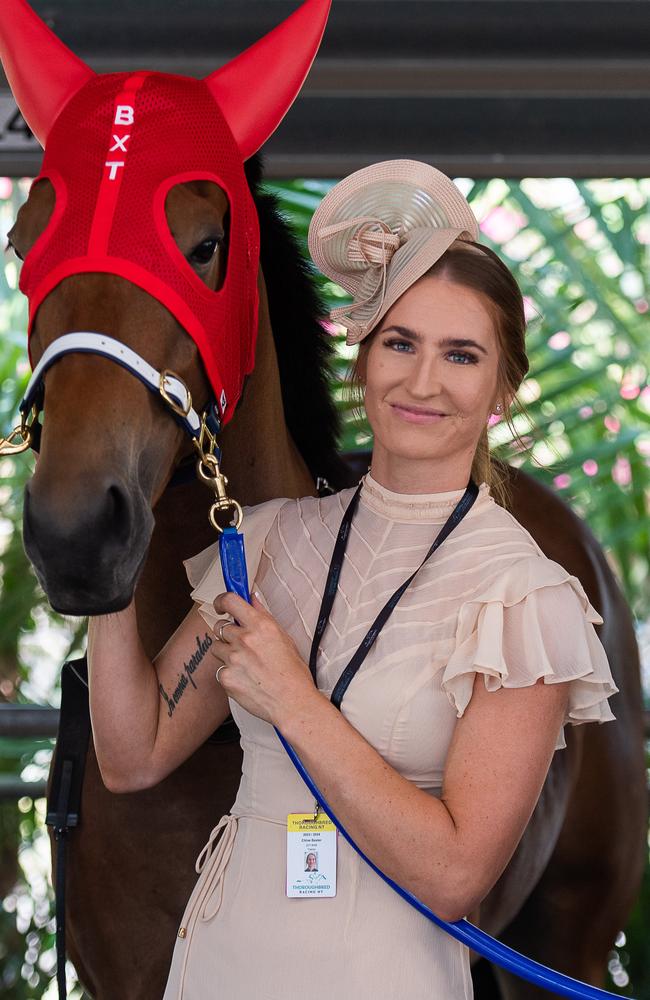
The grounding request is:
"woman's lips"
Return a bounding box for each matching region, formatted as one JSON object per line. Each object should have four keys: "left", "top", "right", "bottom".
{"left": 390, "top": 403, "right": 448, "bottom": 425}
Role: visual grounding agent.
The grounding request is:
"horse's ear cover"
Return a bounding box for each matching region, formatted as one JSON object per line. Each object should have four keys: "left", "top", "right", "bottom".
{"left": 0, "top": 0, "right": 331, "bottom": 424}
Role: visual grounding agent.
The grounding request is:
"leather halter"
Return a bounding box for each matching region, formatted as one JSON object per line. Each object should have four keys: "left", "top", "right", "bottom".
{"left": 20, "top": 331, "right": 221, "bottom": 444}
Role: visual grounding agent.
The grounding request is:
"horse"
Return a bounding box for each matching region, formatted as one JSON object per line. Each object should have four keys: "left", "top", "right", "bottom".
{"left": 2, "top": 2, "right": 646, "bottom": 996}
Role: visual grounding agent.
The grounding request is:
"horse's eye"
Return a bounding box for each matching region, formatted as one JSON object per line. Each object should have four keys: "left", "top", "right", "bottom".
{"left": 189, "top": 237, "right": 221, "bottom": 266}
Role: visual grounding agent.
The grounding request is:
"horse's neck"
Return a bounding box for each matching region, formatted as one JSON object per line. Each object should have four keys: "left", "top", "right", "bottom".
{"left": 135, "top": 275, "right": 315, "bottom": 656}
{"left": 216, "top": 271, "right": 317, "bottom": 506}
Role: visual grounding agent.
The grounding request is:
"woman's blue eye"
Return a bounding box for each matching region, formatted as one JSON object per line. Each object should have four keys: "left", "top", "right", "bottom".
{"left": 384, "top": 338, "right": 413, "bottom": 352}
{"left": 447, "top": 351, "right": 478, "bottom": 365}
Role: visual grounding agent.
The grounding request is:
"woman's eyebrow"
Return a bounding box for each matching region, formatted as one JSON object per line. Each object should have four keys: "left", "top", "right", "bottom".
{"left": 439, "top": 337, "right": 488, "bottom": 356}
{"left": 381, "top": 325, "right": 488, "bottom": 356}
{"left": 381, "top": 324, "right": 422, "bottom": 342}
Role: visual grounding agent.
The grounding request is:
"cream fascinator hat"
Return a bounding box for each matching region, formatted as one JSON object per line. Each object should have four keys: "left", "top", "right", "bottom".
{"left": 308, "top": 159, "right": 481, "bottom": 345}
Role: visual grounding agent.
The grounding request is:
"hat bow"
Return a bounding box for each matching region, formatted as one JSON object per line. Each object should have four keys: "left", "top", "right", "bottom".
{"left": 317, "top": 216, "right": 404, "bottom": 338}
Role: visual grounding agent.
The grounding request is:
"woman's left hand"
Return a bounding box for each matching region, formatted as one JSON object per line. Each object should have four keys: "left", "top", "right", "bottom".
{"left": 211, "top": 591, "right": 320, "bottom": 726}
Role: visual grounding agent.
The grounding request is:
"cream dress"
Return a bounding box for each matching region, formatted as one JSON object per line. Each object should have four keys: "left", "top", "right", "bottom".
{"left": 162, "top": 475, "right": 617, "bottom": 1000}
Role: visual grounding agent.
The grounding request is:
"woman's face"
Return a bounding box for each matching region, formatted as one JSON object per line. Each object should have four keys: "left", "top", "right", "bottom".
{"left": 361, "top": 275, "right": 502, "bottom": 486}
{"left": 306, "top": 854, "right": 317, "bottom": 870}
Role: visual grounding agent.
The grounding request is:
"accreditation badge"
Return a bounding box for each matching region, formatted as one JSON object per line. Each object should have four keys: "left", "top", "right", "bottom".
{"left": 286, "top": 812, "right": 337, "bottom": 898}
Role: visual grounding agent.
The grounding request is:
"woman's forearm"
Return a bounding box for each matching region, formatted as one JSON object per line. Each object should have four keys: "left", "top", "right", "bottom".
{"left": 277, "top": 694, "right": 466, "bottom": 921}
{"left": 87, "top": 602, "right": 161, "bottom": 791}
{"left": 276, "top": 676, "right": 566, "bottom": 924}
{"left": 88, "top": 602, "right": 232, "bottom": 792}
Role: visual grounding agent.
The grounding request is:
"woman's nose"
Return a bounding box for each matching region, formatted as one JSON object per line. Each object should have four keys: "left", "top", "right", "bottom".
{"left": 403, "top": 355, "right": 442, "bottom": 398}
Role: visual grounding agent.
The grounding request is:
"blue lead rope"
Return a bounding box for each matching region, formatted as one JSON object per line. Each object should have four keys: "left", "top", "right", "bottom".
{"left": 219, "top": 525, "right": 630, "bottom": 1000}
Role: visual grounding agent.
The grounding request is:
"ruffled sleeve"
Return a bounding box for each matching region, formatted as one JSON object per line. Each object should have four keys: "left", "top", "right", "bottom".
{"left": 441, "top": 557, "right": 618, "bottom": 750}
{"left": 183, "top": 498, "right": 289, "bottom": 630}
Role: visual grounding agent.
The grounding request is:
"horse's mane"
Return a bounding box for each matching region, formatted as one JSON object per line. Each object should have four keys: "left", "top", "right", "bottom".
{"left": 245, "top": 157, "right": 351, "bottom": 491}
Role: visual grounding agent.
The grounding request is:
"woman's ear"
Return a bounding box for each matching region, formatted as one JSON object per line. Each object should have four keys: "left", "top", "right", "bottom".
{"left": 494, "top": 372, "right": 516, "bottom": 418}
{"left": 491, "top": 396, "right": 515, "bottom": 417}
{"left": 502, "top": 390, "right": 516, "bottom": 415}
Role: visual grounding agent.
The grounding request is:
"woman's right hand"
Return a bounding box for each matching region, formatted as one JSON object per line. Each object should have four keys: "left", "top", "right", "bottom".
{"left": 88, "top": 601, "right": 230, "bottom": 793}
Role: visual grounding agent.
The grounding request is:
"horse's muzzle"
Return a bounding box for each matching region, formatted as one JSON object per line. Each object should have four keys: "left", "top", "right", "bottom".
{"left": 23, "top": 476, "right": 153, "bottom": 615}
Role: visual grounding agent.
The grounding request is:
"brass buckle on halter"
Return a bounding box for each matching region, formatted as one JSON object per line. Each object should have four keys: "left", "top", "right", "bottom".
{"left": 159, "top": 369, "right": 192, "bottom": 418}
{"left": 0, "top": 405, "right": 38, "bottom": 456}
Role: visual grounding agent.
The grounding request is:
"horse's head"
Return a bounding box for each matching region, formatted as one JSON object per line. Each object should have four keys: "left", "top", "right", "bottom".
{"left": 0, "top": 0, "right": 331, "bottom": 614}
{"left": 10, "top": 174, "right": 232, "bottom": 614}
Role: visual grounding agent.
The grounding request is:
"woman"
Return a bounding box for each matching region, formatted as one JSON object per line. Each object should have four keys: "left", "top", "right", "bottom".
{"left": 88, "top": 160, "right": 616, "bottom": 999}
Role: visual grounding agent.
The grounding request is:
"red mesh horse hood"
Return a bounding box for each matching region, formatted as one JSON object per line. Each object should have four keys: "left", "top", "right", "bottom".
{"left": 0, "top": 0, "right": 331, "bottom": 425}
{"left": 19, "top": 71, "right": 260, "bottom": 423}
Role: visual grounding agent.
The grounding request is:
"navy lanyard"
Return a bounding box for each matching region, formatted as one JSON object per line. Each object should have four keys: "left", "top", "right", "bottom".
{"left": 308, "top": 477, "right": 479, "bottom": 709}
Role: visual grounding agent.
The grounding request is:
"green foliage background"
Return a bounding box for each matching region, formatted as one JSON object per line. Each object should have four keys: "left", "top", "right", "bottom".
{"left": 0, "top": 175, "right": 648, "bottom": 997}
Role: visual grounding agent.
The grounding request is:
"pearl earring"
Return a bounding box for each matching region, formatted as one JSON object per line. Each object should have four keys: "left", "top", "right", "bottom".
{"left": 494, "top": 403, "right": 503, "bottom": 414}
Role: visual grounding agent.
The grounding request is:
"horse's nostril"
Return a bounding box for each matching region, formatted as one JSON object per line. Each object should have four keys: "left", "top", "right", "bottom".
{"left": 105, "top": 482, "right": 132, "bottom": 543}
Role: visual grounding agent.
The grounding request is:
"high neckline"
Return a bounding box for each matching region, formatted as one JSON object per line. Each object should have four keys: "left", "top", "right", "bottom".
{"left": 359, "top": 472, "right": 491, "bottom": 523}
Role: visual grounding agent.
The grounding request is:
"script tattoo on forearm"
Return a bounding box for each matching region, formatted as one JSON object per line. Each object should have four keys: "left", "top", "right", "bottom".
{"left": 159, "top": 632, "right": 213, "bottom": 719}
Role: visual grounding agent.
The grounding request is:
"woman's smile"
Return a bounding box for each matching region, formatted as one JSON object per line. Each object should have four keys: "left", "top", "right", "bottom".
{"left": 389, "top": 402, "right": 449, "bottom": 424}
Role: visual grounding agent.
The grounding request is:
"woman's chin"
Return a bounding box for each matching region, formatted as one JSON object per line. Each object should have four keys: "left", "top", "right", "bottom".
{"left": 379, "top": 442, "right": 449, "bottom": 465}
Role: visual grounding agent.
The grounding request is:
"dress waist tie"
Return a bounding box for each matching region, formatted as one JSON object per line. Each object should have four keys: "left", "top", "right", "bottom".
{"left": 195, "top": 813, "right": 240, "bottom": 922}
{"left": 175, "top": 811, "right": 285, "bottom": 998}
{"left": 175, "top": 813, "right": 239, "bottom": 998}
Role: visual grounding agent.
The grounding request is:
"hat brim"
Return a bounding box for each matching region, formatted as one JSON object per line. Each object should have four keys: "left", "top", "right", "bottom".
{"left": 308, "top": 160, "right": 480, "bottom": 343}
